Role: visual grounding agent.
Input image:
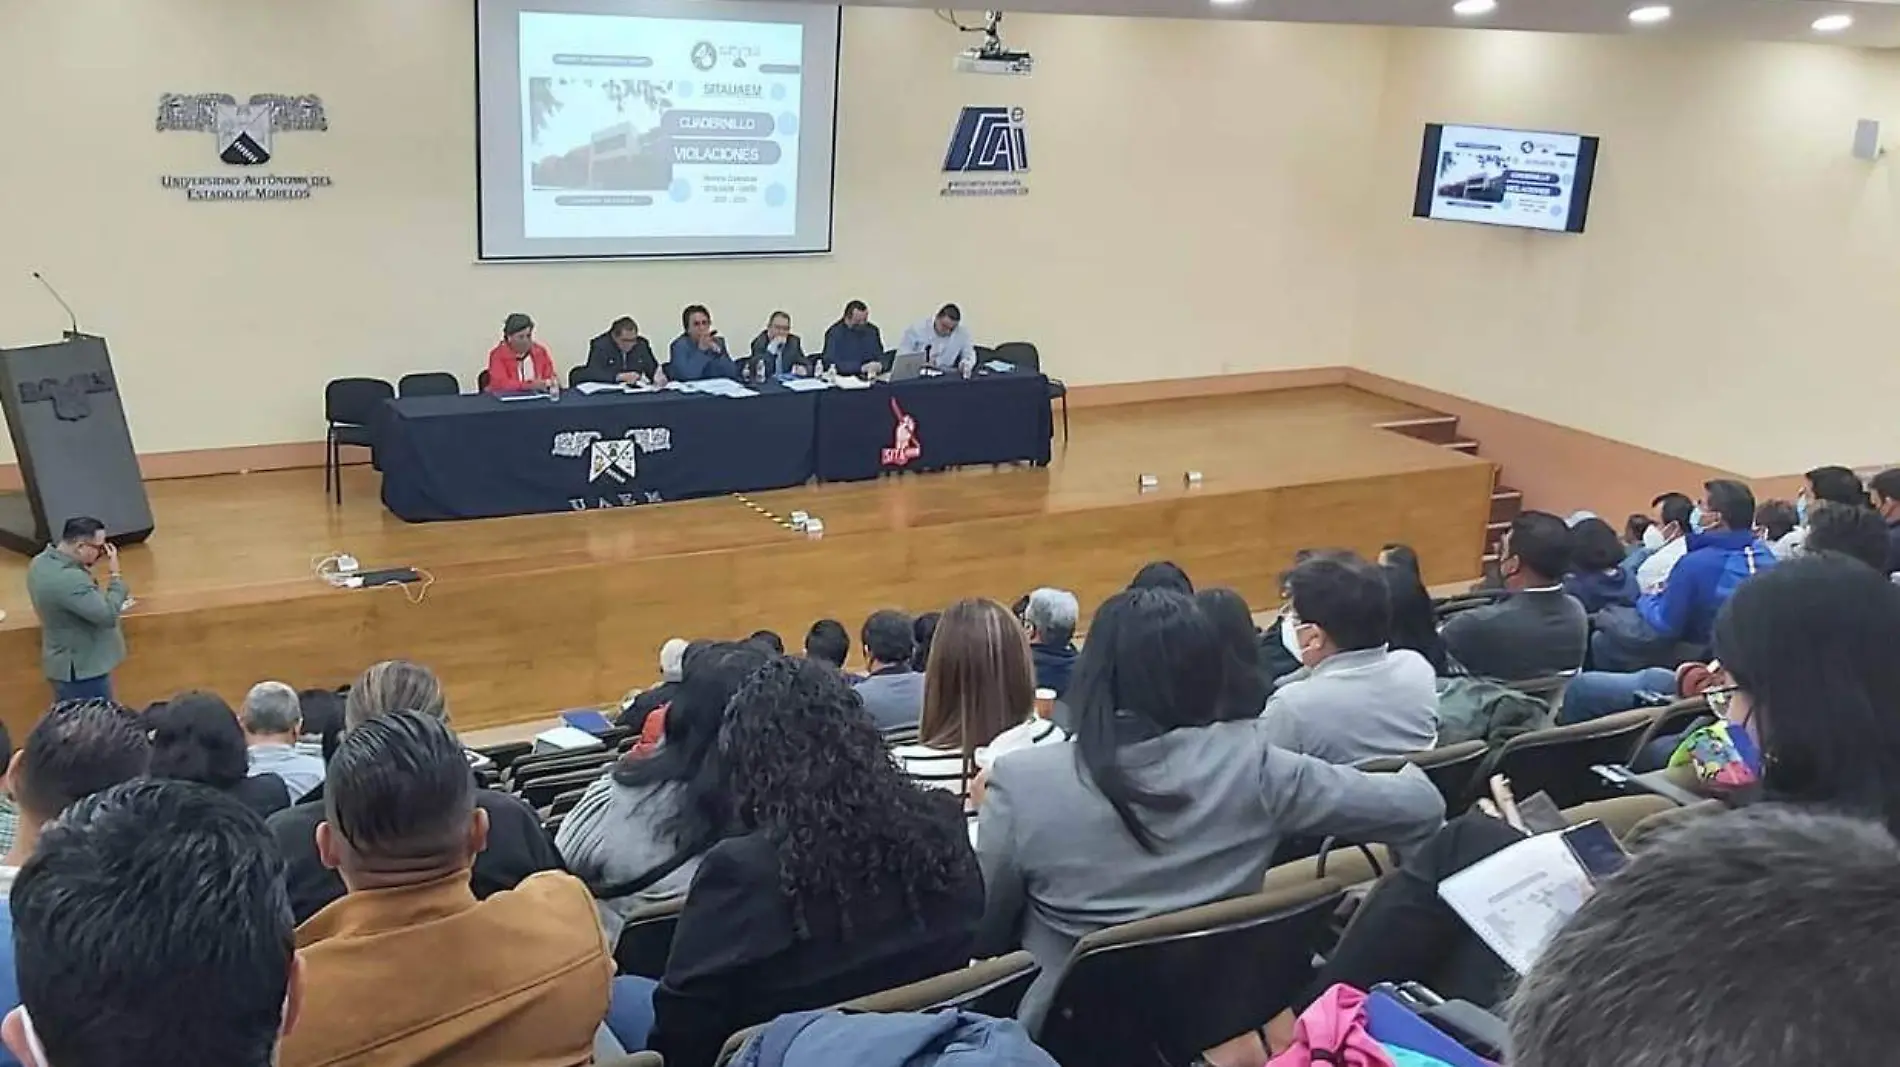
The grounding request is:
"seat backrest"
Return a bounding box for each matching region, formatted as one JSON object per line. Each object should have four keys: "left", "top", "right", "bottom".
{"left": 477, "top": 368, "right": 492, "bottom": 391}
{"left": 1483, "top": 707, "right": 1660, "bottom": 808}
{"left": 397, "top": 371, "right": 460, "bottom": 398}
{"left": 1358, "top": 739, "right": 1489, "bottom": 813}
{"left": 1037, "top": 881, "right": 1344, "bottom": 1064}
{"left": 614, "top": 895, "right": 688, "bottom": 978}
{"left": 567, "top": 365, "right": 588, "bottom": 389}
{"left": 324, "top": 377, "right": 395, "bottom": 424}
{"left": 517, "top": 765, "right": 611, "bottom": 809}
{"left": 598, "top": 1053, "right": 665, "bottom": 1067}
{"left": 1631, "top": 696, "right": 1711, "bottom": 756}
{"left": 1506, "top": 671, "right": 1579, "bottom": 707}
{"left": 991, "top": 341, "right": 1041, "bottom": 372}
{"left": 502, "top": 746, "right": 613, "bottom": 786}
{"left": 838, "top": 951, "right": 1038, "bottom": 1021}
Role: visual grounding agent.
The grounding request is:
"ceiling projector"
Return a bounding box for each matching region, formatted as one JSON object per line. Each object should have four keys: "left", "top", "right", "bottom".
{"left": 951, "top": 10, "right": 1033, "bottom": 75}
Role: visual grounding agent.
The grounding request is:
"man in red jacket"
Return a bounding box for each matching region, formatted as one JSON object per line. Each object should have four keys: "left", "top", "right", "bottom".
{"left": 485, "top": 312, "right": 558, "bottom": 393}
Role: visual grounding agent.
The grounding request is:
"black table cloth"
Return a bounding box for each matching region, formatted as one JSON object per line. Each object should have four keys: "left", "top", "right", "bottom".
{"left": 372, "top": 370, "right": 1053, "bottom": 522}
{"left": 813, "top": 370, "right": 1054, "bottom": 482}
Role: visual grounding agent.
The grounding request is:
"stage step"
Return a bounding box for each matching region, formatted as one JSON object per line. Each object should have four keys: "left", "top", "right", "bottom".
{"left": 1374, "top": 414, "right": 1462, "bottom": 445}
{"left": 1490, "top": 488, "right": 1523, "bottom": 524}
{"left": 1444, "top": 439, "right": 1481, "bottom": 456}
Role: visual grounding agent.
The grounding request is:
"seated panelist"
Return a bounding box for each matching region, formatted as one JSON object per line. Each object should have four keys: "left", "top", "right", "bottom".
{"left": 821, "top": 299, "right": 885, "bottom": 377}
{"left": 485, "top": 312, "right": 558, "bottom": 393}
{"left": 748, "top": 310, "right": 809, "bottom": 380}
{"left": 899, "top": 303, "right": 976, "bottom": 377}
{"left": 580, "top": 316, "right": 661, "bottom": 386}
{"left": 667, "top": 304, "right": 740, "bottom": 382}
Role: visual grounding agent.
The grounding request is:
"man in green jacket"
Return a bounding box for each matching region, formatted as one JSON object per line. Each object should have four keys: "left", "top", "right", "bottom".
{"left": 26, "top": 517, "right": 128, "bottom": 702}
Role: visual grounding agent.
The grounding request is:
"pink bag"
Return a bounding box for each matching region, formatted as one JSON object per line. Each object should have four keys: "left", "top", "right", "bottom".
{"left": 1266, "top": 984, "right": 1395, "bottom": 1067}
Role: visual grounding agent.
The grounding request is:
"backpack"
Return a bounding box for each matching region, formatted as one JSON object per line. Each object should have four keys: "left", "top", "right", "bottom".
{"left": 1434, "top": 676, "right": 1552, "bottom": 748}
{"left": 734, "top": 1010, "right": 1057, "bottom": 1067}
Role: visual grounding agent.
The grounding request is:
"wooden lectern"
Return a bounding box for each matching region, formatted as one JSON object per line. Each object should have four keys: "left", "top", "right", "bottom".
{"left": 0, "top": 334, "right": 153, "bottom": 555}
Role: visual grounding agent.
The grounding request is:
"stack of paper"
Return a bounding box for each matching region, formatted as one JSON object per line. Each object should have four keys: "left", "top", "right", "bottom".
{"left": 984, "top": 360, "right": 1017, "bottom": 373}
{"left": 574, "top": 381, "right": 631, "bottom": 396}
{"left": 675, "top": 379, "right": 758, "bottom": 398}
{"left": 779, "top": 377, "right": 831, "bottom": 392}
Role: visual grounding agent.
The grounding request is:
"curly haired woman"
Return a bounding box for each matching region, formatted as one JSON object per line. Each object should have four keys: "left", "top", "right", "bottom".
{"left": 610, "top": 656, "right": 984, "bottom": 1067}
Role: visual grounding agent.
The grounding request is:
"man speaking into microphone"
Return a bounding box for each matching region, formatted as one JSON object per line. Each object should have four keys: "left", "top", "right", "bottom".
{"left": 667, "top": 304, "right": 740, "bottom": 381}
{"left": 27, "top": 517, "right": 129, "bottom": 702}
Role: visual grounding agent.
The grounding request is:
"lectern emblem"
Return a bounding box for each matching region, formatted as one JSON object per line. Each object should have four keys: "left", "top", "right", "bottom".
{"left": 19, "top": 371, "right": 114, "bottom": 422}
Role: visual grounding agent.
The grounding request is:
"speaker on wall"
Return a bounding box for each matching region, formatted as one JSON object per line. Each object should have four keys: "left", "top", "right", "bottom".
{"left": 1853, "top": 118, "right": 1884, "bottom": 162}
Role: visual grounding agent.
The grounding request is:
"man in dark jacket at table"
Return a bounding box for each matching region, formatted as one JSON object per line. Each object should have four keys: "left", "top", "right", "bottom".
{"left": 747, "top": 310, "right": 809, "bottom": 381}
{"left": 821, "top": 299, "right": 885, "bottom": 377}
{"left": 580, "top": 317, "right": 661, "bottom": 386}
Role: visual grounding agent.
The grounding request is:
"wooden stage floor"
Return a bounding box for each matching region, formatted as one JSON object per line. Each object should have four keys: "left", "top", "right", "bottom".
{"left": 0, "top": 386, "right": 1494, "bottom": 734}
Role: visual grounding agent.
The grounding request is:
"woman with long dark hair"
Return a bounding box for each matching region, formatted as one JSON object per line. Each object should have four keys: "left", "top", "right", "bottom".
{"left": 974, "top": 588, "right": 1444, "bottom": 1029}
{"left": 558, "top": 641, "right": 768, "bottom": 937}
{"left": 1303, "top": 552, "right": 1900, "bottom": 1015}
{"left": 148, "top": 690, "right": 290, "bottom": 817}
{"left": 629, "top": 657, "right": 981, "bottom": 1067}
{"left": 1379, "top": 561, "right": 1452, "bottom": 676}
{"left": 1195, "top": 587, "right": 1272, "bottom": 719}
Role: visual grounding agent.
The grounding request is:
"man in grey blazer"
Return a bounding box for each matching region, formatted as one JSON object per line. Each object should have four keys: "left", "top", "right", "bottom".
{"left": 852, "top": 610, "right": 924, "bottom": 734}
{"left": 1263, "top": 553, "right": 1439, "bottom": 764}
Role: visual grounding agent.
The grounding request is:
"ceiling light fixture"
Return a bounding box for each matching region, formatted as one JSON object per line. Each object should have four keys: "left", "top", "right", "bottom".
{"left": 1627, "top": 5, "right": 1672, "bottom": 24}
{"left": 1209, "top": 0, "right": 1251, "bottom": 6}
{"left": 1812, "top": 13, "right": 1853, "bottom": 32}
{"left": 1452, "top": 0, "right": 1498, "bottom": 16}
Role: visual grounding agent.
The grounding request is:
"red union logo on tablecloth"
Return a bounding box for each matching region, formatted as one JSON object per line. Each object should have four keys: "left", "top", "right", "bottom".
{"left": 880, "top": 397, "right": 922, "bottom": 467}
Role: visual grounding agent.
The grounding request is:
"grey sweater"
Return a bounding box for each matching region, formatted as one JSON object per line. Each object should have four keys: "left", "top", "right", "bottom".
{"left": 975, "top": 717, "right": 1445, "bottom": 1029}
{"left": 555, "top": 773, "right": 704, "bottom": 940}
{"left": 1259, "top": 646, "right": 1440, "bottom": 764}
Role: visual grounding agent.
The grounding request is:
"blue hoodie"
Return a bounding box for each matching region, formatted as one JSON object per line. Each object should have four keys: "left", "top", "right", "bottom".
{"left": 1636, "top": 527, "right": 1777, "bottom": 646}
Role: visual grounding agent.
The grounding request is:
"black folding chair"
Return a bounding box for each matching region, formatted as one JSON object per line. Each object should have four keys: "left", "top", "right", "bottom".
{"left": 614, "top": 896, "right": 687, "bottom": 978}
{"left": 323, "top": 377, "right": 393, "bottom": 505}
{"left": 993, "top": 341, "right": 1065, "bottom": 441}
{"left": 397, "top": 371, "right": 459, "bottom": 397}
{"left": 1358, "top": 739, "right": 1490, "bottom": 816}
{"left": 1475, "top": 707, "right": 1661, "bottom": 808}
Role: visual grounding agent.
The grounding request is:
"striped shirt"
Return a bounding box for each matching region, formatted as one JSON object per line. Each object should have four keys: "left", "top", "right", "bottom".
{"left": 893, "top": 718, "right": 1069, "bottom": 815}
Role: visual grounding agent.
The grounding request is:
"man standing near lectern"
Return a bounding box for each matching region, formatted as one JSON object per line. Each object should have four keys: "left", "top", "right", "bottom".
{"left": 27, "top": 518, "right": 127, "bottom": 702}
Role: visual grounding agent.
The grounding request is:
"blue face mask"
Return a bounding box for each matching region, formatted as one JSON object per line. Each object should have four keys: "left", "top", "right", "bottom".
{"left": 1689, "top": 506, "right": 1705, "bottom": 532}
{"left": 1796, "top": 493, "right": 1809, "bottom": 524}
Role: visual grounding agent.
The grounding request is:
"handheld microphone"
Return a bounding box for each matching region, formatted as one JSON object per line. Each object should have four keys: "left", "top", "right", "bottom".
{"left": 30, "top": 272, "right": 80, "bottom": 337}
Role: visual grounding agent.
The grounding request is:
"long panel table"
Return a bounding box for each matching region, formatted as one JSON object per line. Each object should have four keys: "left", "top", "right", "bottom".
{"left": 373, "top": 370, "right": 1053, "bottom": 521}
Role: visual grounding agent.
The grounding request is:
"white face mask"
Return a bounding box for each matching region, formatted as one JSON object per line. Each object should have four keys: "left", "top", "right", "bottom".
{"left": 1642, "top": 525, "right": 1666, "bottom": 550}
{"left": 1281, "top": 613, "right": 1306, "bottom": 662}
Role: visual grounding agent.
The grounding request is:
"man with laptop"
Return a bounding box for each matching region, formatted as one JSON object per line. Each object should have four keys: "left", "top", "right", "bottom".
{"left": 897, "top": 303, "right": 976, "bottom": 378}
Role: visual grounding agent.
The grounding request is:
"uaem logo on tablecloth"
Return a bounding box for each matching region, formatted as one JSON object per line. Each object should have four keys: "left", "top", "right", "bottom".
{"left": 941, "top": 106, "right": 1029, "bottom": 198}
{"left": 156, "top": 92, "right": 335, "bottom": 201}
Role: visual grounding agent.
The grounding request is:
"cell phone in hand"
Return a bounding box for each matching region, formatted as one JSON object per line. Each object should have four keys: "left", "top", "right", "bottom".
{"left": 1561, "top": 820, "right": 1630, "bottom": 883}
{"left": 1515, "top": 791, "right": 1567, "bottom": 835}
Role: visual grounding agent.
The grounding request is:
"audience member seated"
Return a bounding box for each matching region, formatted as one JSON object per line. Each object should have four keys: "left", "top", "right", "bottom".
{"left": 1754, "top": 498, "right": 1802, "bottom": 559}
{"left": 1871, "top": 467, "right": 1900, "bottom": 573}
{"left": 296, "top": 687, "right": 345, "bottom": 758}
{"left": 1593, "top": 481, "right": 1777, "bottom": 672}
{"left": 617, "top": 636, "right": 690, "bottom": 730}
{"left": 852, "top": 609, "right": 924, "bottom": 733}
{"left": 1128, "top": 559, "right": 1194, "bottom": 594}
{"left": 1778, "top": 465, "right": 1872, "bottom": 557}
{"left": 1623, "top": 512, "right": 1655, "bottom": 551}
{"left": 610, "top": 657, "right": 983, "bottom": 1067}
{"left": 1510, "top": 808, "right": 1900, "bottom": 1067}
{"left": 667, "top": 304, "right": 739, "bottom": 382}
{"left": 1804, "top": 500, "right": 1892, "bottom": 572}
{"left": 1305, "top": 551, "right": 1900, "bottom": 1011}
{"left": 241, "top": 681, "right": 325, "bottom": 801}
{"left": 0, "top": 700, "right": 151, "bottom": 1032}
{"left": 269, "top": 660, "right": 562, "bottom": 924}
{"left": 1630, "top": 491, "right": 1695, "bottom": 594}
{"left": 910, "top": 611, "right": 941, "bottom": 672}
{"left": 283, "top": 712, "right": 610, "bottom": 1067}
{"left": 746, "top": 629, "right": 784, "bottom": 655}
{"left": 802, "top": 618, "right": 851, "bottom": 672}
{"left": 1021, "top": 587, "right": 1080, "bottom": 698}
{"left": 148, "top": 691, "right": 291, "bottom": 818}
{"left": 558, "top": 642, "right": 770, "bottom": 938}
{"left": 1262, "top": 554, "right": 1439, "bottom": 762}
{"left": 2, "top": 780, "right": 301, "bottom": 1067}
{"left": 1195, "top": 587, "right": 1271, "bottom": 720}
{"left": 820, "top": 299, "right": 885, "bottom": 377}
{"left": 484, "top": 312, "right": 557, "bottom": 393}
{"left": 581, "top": 316, "right": 661, "bottom": 386}
{"left": 1561, "top": 516, "right": 1638, "bottom": 614}
{"left": 894, "top": 599, "right": 1065, "bottom": 812}
{"left": 1442, "top": 512, "right": 1588, "bottom": 680}
{"left": 1379, "top": 548, "right": 1451, "bottom": 676}
{"left": 976, "top": 588, "right": 1445, "bottom": 1030}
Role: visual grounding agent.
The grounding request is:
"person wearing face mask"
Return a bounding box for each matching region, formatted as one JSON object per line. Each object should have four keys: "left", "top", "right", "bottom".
{"left": 1259, "top": 553, "right": 1439, "bottom": 764}
{"left": 26, "top": 517, "right": 129, "bottom": 703}
{"left": 1631, "top": 491, "right": 1697, "bottom": 595}
{"left": 1592, "top": 480, "right": 1777, "bottom": 673}
{"left": 666, "top": 304, "right": 739, "bottom": 382}
{"left": 820, "top": 299, "right": 885, "bottom": 377}
{"left": 1776, "top": 465, "right": 1872, "bottom": 558}
{"left": 1440, "top": 511, "right": 1590, "bottom": 682}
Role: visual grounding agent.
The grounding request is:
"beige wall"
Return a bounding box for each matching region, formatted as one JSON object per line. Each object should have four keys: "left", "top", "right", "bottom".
{"left": 1355, "top": 29, "right": 1900, "bottom": 478}
{"left": 0, "top": 1, "right": 1384, "bottom": 460}
{"left": 3, "top": 4, "right": 1896, "bottom": 478}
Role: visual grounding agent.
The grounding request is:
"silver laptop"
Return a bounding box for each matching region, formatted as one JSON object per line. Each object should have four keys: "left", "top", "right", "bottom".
{"left": 887, "top": 351, "right": 929, "bottom": 381}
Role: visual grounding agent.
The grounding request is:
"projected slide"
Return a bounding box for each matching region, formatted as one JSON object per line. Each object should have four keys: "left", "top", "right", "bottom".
{"left": 476, "top": 0, "right": 840, "bottom": 261}
{"left": 520, "top": 13, "right": 802, "bottom": 240}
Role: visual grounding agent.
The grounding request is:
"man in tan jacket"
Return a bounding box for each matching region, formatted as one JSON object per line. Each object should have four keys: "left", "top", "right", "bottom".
{"left": 281, "top": 712, "right": 611, "bottom": 1067}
